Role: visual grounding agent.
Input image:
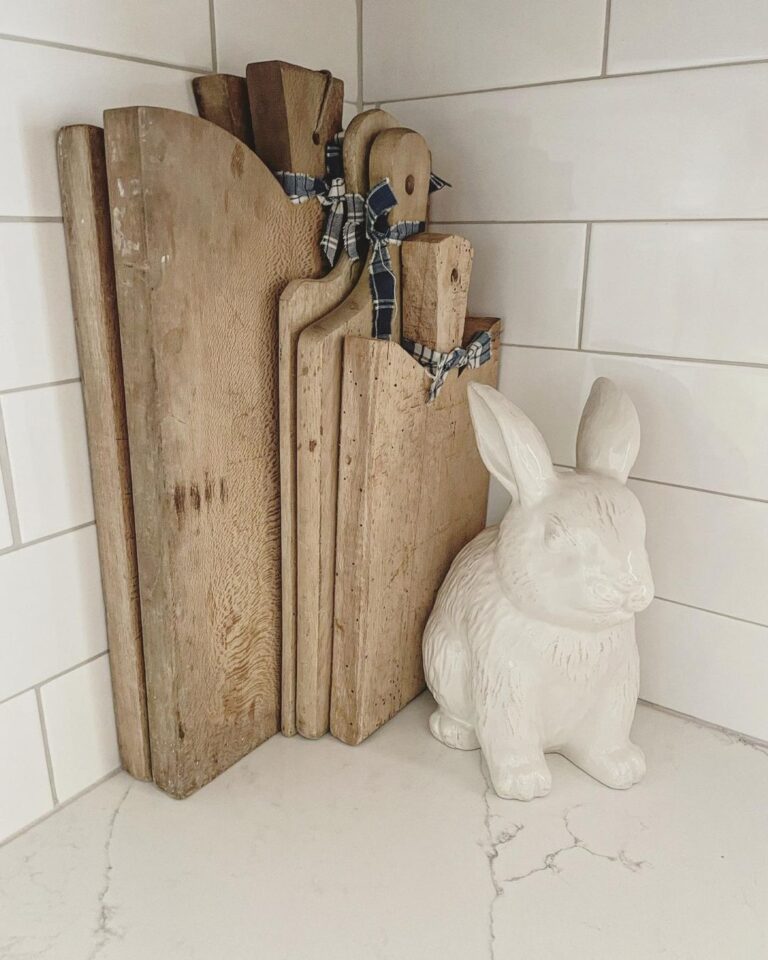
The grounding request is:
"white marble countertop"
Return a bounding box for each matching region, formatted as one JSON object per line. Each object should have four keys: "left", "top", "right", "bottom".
{"left": 1, "top": 694, "right": 767, "bottom": 959}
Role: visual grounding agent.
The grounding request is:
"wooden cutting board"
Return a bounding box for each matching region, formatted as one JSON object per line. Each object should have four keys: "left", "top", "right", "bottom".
{"left": 56, "top": 125, "right": 151, "bottom": 781}
{"left": 104, "top": 94, "right": 342, "bottom": 797}
{"left": 278, "top": 108, "right": 398, "bottom": 737}
{"left": 192, "top": 74, "right": 254, "bottom": 147}
{"left": 331, "top": 315, "right": 501, "bottom": 745}
{"left": 294, "top": 128, "right": 432, "bottom": 739}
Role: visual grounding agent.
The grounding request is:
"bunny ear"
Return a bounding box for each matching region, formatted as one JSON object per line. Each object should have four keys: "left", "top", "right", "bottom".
{"left": 468, "top": 383, "right": 555, "bottom": 507}
{"left": 576, "top": 377, "right": 640, "bottom": 484}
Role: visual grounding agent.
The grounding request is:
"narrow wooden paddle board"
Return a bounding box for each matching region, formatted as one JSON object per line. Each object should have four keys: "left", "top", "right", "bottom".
{"left": 57, "top": 125, "right": 152, "bottom": 781}
{"left": 278, "top": 108, "right": 398, "bottom": 737}
{"left": 295, "top": 128, "right": 432, "bottom": 739}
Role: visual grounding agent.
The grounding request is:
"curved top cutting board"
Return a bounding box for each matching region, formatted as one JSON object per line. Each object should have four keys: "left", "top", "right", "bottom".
{"left": 104, "top": 102, "right": 341, "bottom": 798}
{"left": 277, "top": 107, "right": 399, "bottom": 737}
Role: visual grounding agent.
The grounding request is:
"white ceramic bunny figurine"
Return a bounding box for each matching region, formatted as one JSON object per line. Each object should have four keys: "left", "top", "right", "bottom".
{"left": 424, "top": 378, "right": 654, "bottom": 801}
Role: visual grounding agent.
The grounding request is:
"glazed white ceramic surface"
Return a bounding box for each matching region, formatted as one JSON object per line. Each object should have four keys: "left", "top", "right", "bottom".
{"left": 424, "top": 378, "right": 654, "bottom": 800}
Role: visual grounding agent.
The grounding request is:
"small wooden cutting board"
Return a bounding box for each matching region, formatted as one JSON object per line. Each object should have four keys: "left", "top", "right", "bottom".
{"left": 294, "top": 128, "right": 432, "bottom": 739}
{"left": 331, "top": 316, "right": 501, "bottom": 745}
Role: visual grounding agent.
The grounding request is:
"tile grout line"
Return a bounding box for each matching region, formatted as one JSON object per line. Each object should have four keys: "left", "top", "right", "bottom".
{"left": 640, "top": 698, "right": 768, "bottom": 749}
{"left": 499, "top": 340, "right": 768, "bottom": 370}
{"left": 0, "top": 520, "right": 95, "bottom": 559}
{"left": 653, "top": 595, "right": 768, "bottom": 630}
{"left": 550, "top": 460, "right": 768, "bottom": 506}
{"left": 356, "top": 0, "right": 364, "bottom": 111}
{"left": 576, "top": 222, "right": 592, "bottom": 349}
{"left": 208, "top": 0, "right": 218, "bottom": 73}
{"left": 364, "top": 53, "right": 768, "bottom": 105}
{"left": 0, "top": 651, "right": 109, "bottom": 710}
{"left": 0, "top": 216, "right": 64, "bottom": 224}
{"left": 0, "top": 31, "right": 209, "bottom": 74}
{"left": 0, "top": 766, "right": 122, "bottom": 850}
{"left": 0, "top": 404, "right": 22, "bottom": 546}
{"left": 35, "top": 687, "right": 59, "bottom": 806}
{"left": 601, "top": 0, "right": 612, "bottom": 76}
{"left": 0, "top": 376, "right": 81, "bottom": 397}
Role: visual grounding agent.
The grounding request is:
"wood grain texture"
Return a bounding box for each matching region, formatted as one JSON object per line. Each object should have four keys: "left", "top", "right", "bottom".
{"left": 278, "top": 109, "right": 398, "bottom": 736}
{"left": 246, "top": 60, "right": 344, "bottom": 176}
{"left": 295, "top": 128, "right": 432, "bottom": 739}
{"left": 192, "top": 74, "right": 254, "bottom": 148}
{"left": 104, "top": 103, "right": 339, "bottom": 797}
{"left": 402, "top": 233, "right": 473, "bottom": 351}
{"left": 331, "top": 318, "right": 501, "bottom": 745}
{"left": 56, "top": 125, "right": 151, "bottom": 781}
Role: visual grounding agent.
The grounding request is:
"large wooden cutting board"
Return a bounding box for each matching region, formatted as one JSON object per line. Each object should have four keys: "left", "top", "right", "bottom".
{"left": 56, "top": 125, "right": 151, "bottom": 781}
{"left": 331, "top": 317, "right": 501, "bottom": 745}
{"left": 278, "top": 108, "right": 398, "bottom": 737}
{"left": 55, "top": 62, "right": 335, "bottom": 787}
{"left": 104, "top": 99, "right": 341, "bottom": 797}
{"left": 294, "top": 128, "right": 432, "bottom": 739}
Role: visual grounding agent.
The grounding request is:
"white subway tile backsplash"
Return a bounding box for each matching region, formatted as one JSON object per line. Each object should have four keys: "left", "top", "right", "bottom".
{"left": 0, "top": 692, "right": 53, "bottom": 841}
{"left": 631, "top": 479, "right": 768, "bottom": 626}
{"left": 439, "top": 223, "right": 585, "bottom": 348}
{"left": 584, "top": 222, "right": 768, "bottom": 364}
{"left": 0, "top": 223, "right": 79, "bottom": 391}
{"left": 638, "top": 599, "right": 768, "bottom": 741}
{"left": 0, "top": 1, "right": 212, "bottom": 69}
{"left": 608, "top": 0, "right": 768, "bottom": 75}
{"left": 498, "top": 345, "right": 768, "bottom": 500}
{"left": 0, "top": 526, "right": 106, "bottom": 702}
{"left": 216, "top": 0, "right": 358, "bottom": 97}
{"left": 0, "top": 39, "right": 196, "bottom": 217}
{"left": 2, "top": 382, "right": 94, "bottom": 541}
{"left": 363, "top": 0, "right": 605, "bottom": 101}
{"left": 387, "top": 63, "right": 768, "bottom": 221}
{"left": 40, "top": 655, "right": 119, "bottom": 802}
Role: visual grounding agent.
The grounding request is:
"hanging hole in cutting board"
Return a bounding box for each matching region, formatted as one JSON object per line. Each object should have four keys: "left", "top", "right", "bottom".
{"left": 405, "top": 174, "right": 415, "bottom": 195}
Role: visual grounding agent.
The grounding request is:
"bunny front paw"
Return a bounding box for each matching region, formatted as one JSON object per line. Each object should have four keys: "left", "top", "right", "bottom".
{"left": 565, "top": 743, "right": 646, "bottom": 790}
{"left": 429, "top": 708, "right": 479, "bottom": 750}
{"left": 486, "top": 756, "right": 552, "bottom": 801}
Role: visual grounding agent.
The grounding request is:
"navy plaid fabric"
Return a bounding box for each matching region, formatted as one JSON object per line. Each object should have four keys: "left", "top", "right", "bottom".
{"left": 275, "top": 133, "right": 348, "bottom": 267}
{"left": 429, "top": 172, "right": 451, "bottom": 193}
{"left": 403, "top": 330, "right": 493, "bottom": 402}
{"left": 360, "top": 179, "right": 424, "bottom": 339}
{"left": 277, "top": 134, "right": 451, "bottom": 277}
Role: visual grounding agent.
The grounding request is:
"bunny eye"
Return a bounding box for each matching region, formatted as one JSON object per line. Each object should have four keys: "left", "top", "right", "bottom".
{"left": 544, "top": 517, "right": 571, "bottom": 551}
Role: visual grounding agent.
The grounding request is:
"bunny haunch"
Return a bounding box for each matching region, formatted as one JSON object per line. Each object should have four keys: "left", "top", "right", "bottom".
{"left": 424, "top": 378, "right": 654, "bottom": 802}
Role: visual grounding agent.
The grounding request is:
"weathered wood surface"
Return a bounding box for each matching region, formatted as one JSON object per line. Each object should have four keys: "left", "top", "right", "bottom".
{"left": 56, "top": 124, "right": 151, "bottom": 781}
{"left": 295, "top": 128, "right": 432, "bottom": 739}
{"left": 401, "top": 233, "right": 474, "bottom": 351}
{"left": 192, "top": 74, "right": 254, "bottom": 147}
{"left": 331, "top": 317, "right": 501, "bottom": 745}
{"left": 246, "top": 60, "right": 344, "bottom": 176}
{"left": 104, "top": 95, "right": 341, "bottom": 796}
{"left": 278, "top": 108, "right": 398, "bottom": 736}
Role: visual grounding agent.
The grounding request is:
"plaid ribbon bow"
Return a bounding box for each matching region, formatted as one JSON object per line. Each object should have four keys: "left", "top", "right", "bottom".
{"left": 356, "top": 178, "right": 424, "bottom": 339}
{"left": 275, "top": 133, "right": 348, "bottom": 267}
{"left": 403, "top": 331, "right": 493, "bottom": 402}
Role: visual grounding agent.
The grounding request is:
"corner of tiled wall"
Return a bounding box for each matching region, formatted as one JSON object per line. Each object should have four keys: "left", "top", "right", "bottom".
{"left": 362, "top": 0, "right": 768, "bottom": 744}
{"left": 0, "top": 0, "right": 359, "bottom": 846}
